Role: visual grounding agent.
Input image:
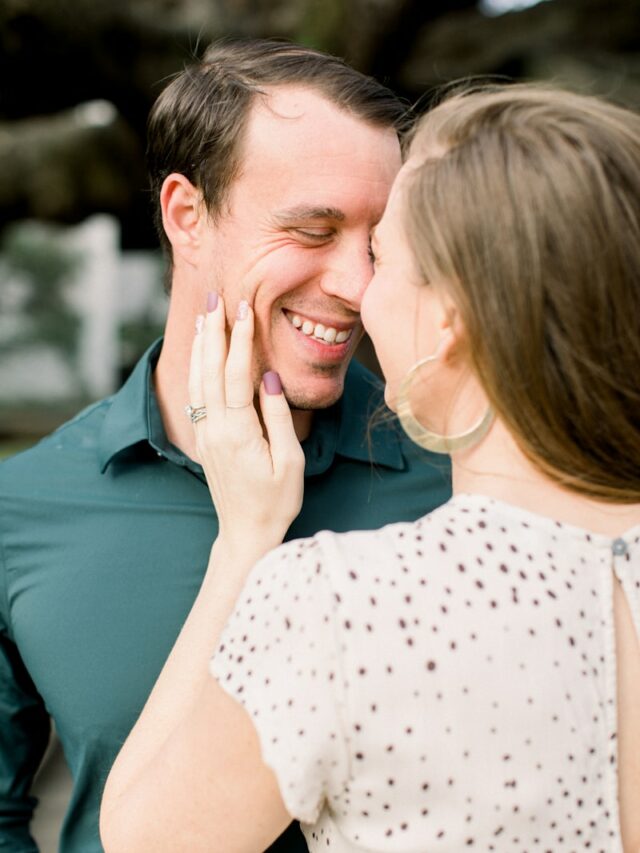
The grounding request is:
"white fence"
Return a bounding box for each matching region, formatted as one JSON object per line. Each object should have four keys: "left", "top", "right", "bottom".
{"left": 0, "top": 215, "right": 166, "bottom": 403}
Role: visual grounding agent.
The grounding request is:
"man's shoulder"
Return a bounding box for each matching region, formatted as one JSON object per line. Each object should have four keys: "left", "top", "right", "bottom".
{"left": 0, "top": 396, "right": 113, "bottom": 492}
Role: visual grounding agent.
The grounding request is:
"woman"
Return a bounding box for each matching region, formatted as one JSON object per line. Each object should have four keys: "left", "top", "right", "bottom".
{"left": 100, "top": 84, "right": 640, "bottom": 851}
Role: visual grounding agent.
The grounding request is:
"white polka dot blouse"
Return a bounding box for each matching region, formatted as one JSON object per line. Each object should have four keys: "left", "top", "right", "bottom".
{"left": 210, "top": 493, "right": 640, "bottom": 851}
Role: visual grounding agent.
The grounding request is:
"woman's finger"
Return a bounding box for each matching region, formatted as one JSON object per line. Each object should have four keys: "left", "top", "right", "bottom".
{"left": 188, "top": 314, "right": 206, "bottom": 412}
{"left": 201, "top": 291, "right": 227, "bottom": 416}
{"left": 259, "top": 372, "right": 306, "bottom": 478}
{"left": 224, "top": 300, "right": 257, "bottom": 414}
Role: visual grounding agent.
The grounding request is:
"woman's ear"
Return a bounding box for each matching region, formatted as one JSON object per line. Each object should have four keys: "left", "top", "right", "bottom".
{"left": 437, "top": 308, "right": 467, "bottom": 365}
{"left": 160, "top": 173, "right": 205, "bottom": 266}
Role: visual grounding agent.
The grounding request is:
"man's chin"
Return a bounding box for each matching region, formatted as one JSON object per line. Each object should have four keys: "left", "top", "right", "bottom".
{"left": 284, "top": 382, "right": 345, "bottom": 412}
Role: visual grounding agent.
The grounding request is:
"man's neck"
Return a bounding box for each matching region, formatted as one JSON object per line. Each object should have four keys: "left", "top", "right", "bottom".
{"left": 290, "top": 410, "right": 313, "bottom": 442}
{"left": 154, "top": 321, "right": 196, "bottom": 459}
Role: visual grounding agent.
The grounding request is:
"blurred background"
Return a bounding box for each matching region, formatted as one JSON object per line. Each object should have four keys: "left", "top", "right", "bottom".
{"left": 0, "top": 0, "right": 638, "bottom": 848}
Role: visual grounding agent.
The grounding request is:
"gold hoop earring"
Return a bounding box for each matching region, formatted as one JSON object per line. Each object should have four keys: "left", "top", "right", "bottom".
{"left": 396, "top": 354, "right": 494, "bottom": 454}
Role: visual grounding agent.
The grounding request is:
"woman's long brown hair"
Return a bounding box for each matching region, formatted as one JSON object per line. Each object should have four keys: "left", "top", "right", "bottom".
{"left": 404, "top": 83, "right": 640, "bottom": 502}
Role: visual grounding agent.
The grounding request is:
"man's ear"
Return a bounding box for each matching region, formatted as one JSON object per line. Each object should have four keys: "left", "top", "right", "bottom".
{"left": 160, "top": 173, "right": 205, "bottom": 266}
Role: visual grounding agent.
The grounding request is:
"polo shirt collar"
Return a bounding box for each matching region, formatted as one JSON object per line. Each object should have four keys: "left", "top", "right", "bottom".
{"left": 98, "top": 339, "right": 170, "bottom": 473}
{"left": 98, "top": 339, "right": 405, "bottom": 475}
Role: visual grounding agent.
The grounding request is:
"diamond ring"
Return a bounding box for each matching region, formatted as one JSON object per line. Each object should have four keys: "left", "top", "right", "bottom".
{"left": 185, "top": 404, "right": 207, "bottom": 424}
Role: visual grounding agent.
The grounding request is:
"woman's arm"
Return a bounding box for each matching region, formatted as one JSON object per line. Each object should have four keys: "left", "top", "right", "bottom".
{"left": 100, "top": 541, "right": 293, "bottom": 853}
{"left": 100, "top": 295, "right": 304, "bottom": 851}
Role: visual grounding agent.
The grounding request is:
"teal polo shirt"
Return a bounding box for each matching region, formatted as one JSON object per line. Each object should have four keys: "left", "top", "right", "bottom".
{"left": 0, "top": 340, "right": 450, "bottom": 853}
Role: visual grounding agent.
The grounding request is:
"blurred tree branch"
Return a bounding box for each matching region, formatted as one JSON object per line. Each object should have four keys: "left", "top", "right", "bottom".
{"left": 0, "top": 103, "right": 143, "bottom": 224}
{"left": 0, "top": 0, "right": 637, "bottom": 248}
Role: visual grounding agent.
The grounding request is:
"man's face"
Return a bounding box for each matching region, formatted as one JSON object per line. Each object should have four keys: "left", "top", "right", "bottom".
{"left": 200, "top": 86, "right": 401, "bottom": 410}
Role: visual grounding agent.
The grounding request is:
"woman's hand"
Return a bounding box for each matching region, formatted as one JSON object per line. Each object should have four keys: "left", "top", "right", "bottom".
{"left": 188, "top": 292, "right": 305, "bottom": 556}
{"left": 101, "top": 291, "right": 300, "bottom": 853}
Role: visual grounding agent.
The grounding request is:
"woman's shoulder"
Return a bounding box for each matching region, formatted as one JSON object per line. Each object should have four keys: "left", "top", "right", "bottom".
{"left": 320, "top": 496, "right": 481, "bottom": 553}
{"left": 272, "top": 498, "right": 470, "bottom": 581}
{"left": 270, "top": 492, "right": 604, "bottom": 587}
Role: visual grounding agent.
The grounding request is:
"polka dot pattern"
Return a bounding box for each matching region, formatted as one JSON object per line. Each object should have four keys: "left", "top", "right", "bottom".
{"left": 210, "top": 494, "right": 640, "bottom": 851}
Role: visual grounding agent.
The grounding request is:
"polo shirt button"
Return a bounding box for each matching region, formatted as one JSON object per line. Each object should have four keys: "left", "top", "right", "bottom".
{"left": 612, "top": 537, "right": 627, "bottom": 556}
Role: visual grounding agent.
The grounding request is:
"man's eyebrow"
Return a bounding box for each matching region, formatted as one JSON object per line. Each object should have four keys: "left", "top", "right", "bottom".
{"left": 274, "top": 205, "right": 346, "bottom": 224}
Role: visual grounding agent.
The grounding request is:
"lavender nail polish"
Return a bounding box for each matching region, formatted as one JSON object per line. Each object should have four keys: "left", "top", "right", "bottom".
{"left": 207, "top": 291, "right": 218, "bottom": 312}
{"left": 236, "top": 300, "right": 249, "bottom": 321}
{"left": 263, "top": 371, "right": 282, "bottom": 395}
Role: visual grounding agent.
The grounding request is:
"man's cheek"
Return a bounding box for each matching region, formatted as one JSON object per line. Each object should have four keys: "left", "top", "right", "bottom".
{"left": 261, "top": 246, "right": 326, "bottom": 289}
{"left": 250, "top": 313, "right": 276, "bottom": 368}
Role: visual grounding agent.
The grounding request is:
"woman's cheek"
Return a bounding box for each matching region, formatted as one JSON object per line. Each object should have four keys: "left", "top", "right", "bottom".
{"left": 360, "top": 281, "right": 380, "bottom": 335}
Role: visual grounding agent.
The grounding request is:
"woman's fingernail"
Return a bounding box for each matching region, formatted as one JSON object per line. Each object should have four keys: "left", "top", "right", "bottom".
{"left": 263, "top": 371, "right": 282, "bottom": 395}
{"left": 236, "top": 299, "right": 249, "bottom": 321}
{"left": 195, "top": 314, "right": 204, "bottom": 334}
{"left": 207, "top": 291, "right": 218, "bottom": 313}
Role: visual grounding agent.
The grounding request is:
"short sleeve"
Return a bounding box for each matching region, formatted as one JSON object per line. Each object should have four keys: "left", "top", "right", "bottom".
{"left": 209, "top": 535, "right": 350, "bottom": 824}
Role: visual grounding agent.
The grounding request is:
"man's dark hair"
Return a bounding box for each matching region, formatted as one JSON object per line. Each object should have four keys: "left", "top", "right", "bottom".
{"left": 146, "top": 38, "right": 407, "bottom": 276}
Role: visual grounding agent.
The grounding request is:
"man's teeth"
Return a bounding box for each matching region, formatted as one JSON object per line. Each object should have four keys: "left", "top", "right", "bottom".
{"left": 290, "top": 314, "right": 351, "bottom": 344}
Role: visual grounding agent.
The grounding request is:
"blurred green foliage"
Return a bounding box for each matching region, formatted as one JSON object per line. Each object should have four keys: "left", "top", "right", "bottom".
{"left": 297, "top": 0, "right": 346, "bottom": 55}
{"left": 0, "top": 223, "right": 82, "bottom": 360}
{"left": 119, "top": 314, "right": 165, "bottom": 368}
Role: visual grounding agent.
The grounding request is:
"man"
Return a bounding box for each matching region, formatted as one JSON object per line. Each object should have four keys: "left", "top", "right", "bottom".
{"left": 0, "top": 39, "right": 450, "bottom": 852}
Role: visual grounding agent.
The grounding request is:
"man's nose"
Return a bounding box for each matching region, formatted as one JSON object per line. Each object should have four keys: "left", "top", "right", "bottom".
{"left": 318, "top": 240, "right": 373, "bottom": 311}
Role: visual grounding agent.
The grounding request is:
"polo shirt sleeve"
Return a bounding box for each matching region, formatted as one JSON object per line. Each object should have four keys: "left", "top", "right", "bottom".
{"left": 209, "top": 534, "right": 350, "bottom": 824}
{"left": 0, "top": 540, "right": 51, "bottom": 851}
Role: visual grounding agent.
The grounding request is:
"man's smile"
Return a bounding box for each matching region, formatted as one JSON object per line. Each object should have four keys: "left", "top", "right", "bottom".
{"left": 284, "top": 308, "right": 355, "bottom": 345}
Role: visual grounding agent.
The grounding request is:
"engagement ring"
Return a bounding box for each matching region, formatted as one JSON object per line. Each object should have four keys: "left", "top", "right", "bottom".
{"left": 185, "top": 404, "right": 207, "bottom": 423}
